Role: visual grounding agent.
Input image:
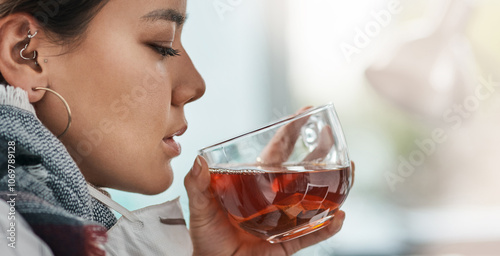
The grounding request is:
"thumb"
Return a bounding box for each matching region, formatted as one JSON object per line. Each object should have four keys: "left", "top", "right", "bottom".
{"left": 184, "top": 156, "right": 217, "bottom": 223}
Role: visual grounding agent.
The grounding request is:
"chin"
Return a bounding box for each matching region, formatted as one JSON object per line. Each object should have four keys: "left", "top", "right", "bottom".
{"left": 138, "top": 165, "right": 174, "bottom": 195}
{"left": 141, "top": 178, "right": 173, "bottom": 195}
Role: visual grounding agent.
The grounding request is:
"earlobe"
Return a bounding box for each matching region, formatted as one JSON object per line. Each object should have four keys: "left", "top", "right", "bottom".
{"left": 0, "top": 14, "right": 47, "bottom": 103}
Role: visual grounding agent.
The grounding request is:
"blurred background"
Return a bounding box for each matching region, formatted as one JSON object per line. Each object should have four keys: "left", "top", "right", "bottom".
{"left": 109, "top": 0, "right": 500, "bottom": 255}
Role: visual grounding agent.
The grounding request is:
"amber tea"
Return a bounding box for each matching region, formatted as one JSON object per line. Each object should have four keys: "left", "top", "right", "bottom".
{"left": 209, "top": 164, "right": 351, "bottom": 243}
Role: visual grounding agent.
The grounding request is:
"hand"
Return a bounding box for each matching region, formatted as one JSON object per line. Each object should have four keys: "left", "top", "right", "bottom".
{"left": 184, "top": 107, "right": 352, "bottom": 256}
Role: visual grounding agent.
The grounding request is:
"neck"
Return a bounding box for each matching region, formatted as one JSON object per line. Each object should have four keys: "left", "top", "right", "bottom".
{"left": 0, "top": 84, "right": 37, "bottom": 115}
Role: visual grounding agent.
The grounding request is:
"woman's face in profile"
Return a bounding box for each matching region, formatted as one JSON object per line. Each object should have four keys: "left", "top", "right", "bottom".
{"left": 35, "top": 0, "right": 205, "bottom": 194}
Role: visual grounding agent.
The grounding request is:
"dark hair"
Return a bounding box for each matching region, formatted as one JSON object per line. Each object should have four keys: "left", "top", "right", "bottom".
{"left": 0, "top": 0, "right": 109, "bottom": 83}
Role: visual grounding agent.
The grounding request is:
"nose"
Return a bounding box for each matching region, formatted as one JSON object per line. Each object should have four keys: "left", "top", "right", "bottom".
{"left": 170, "top": 47, "right": 206, "bottom": 107}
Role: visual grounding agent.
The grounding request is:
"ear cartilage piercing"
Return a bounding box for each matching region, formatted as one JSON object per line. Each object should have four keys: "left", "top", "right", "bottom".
{"left": 27, "top": 30, "right": 37, "bottom": 39}
{"left": 20, "top": 43, "right": 37, "bottom": 60}
{"left": 19, "top": 29, "right": 39, "bottom": 62}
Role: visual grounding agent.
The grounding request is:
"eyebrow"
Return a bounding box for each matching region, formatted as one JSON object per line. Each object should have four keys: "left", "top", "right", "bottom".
{"left": 141, "top": 9, "right": 186, "bottom": 26}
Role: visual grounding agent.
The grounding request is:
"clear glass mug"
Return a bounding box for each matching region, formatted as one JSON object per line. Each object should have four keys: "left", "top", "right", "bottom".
{"left": 199, "top": 104, "right": 353, "bottom": 243}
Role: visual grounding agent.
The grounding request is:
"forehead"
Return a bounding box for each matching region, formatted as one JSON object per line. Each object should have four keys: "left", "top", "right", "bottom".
{"left": 99, "top": 0, "right": 187, "bottom": 24}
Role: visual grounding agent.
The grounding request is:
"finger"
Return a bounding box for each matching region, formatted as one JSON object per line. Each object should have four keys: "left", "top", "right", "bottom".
{"left": 351, "top": 161, "right": 355, "bottom": 187}
{"left": 295, "top": 105, "right": 313, "bottom": 114}
{"left": 282, "top": 210, "right": 346, "bottom": 255}
{"left": 259, "top": 106, "right": 313, "bottom": 164}
{"left": 184, "top": 156, "right": 218, "bottom": 223}
{"left": 302, "top": 125, "right": 334, "bottom": 162}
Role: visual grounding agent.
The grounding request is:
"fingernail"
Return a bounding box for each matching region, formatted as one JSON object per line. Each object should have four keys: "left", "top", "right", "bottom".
{"left": 191, "top": 156, "right": 202, "bottom": 177}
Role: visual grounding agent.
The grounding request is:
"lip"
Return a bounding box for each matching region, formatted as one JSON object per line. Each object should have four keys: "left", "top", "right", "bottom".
{"left": 162, "top": 137, "right": 181, "bottom": 156}
{"left": 162, "top": 126, "right": 187, "bottom": 157}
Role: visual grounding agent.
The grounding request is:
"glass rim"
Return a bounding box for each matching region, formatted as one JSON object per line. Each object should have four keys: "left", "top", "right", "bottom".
{"left": 199, "top": 103, "right": 336, "bottom": 153}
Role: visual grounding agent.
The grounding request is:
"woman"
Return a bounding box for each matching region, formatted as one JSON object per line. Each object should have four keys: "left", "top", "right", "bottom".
{"left": 0, "top": 0, "right": 346, "bottom": 255}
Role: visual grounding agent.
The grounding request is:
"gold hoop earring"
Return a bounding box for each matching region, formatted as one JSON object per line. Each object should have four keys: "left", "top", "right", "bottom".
{"left": 33, "top": 87, "right": 72, "bottom": 138}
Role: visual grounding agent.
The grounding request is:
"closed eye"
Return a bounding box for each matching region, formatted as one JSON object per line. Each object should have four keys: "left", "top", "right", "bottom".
{"left": 150, "top": 44, "right": 180, "bottom": 58}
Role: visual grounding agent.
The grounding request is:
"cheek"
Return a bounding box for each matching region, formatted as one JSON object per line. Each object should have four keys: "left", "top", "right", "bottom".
{"left": 55, "top": 50, "right": 174, "bottom": 191}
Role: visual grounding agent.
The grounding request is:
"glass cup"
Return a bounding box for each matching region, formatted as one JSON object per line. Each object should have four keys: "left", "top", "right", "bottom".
{"left": 199, "top": 103, "right": 353, "bottom": 243}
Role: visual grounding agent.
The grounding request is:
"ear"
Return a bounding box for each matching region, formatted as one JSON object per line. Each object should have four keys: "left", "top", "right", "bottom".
{"left": 0, "top": 13, "right": 48, "bottom": 103}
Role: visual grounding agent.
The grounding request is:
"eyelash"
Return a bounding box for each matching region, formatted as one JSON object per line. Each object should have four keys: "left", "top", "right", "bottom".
{"left": 151, "top": 45, "right": 180, "bottom": 58}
